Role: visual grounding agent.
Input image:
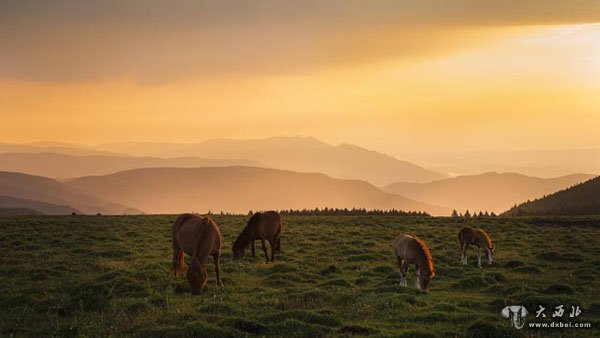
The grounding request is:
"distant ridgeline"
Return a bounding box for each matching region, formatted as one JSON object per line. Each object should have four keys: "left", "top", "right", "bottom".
{"left": 502, "top": 176, "right": 600, "bottom": 216}
{"left": 272, "top": 208, "right": 430, "bottom": 216}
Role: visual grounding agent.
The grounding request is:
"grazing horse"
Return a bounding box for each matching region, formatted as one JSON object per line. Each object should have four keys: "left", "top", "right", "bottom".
{"left": 233, "top": 211, "right": 282, "bottom": 263}
{"left": 458, "top": 226, "right": 494, "bottom": 268}
{"left": 172, "top": 213, "right": 223, "bottom": 295}
{"left": 393, "top": 234, "right": 435, "bottom": 292}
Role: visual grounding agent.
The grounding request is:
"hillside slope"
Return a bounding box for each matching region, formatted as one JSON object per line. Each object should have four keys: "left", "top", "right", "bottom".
{"left": 0, "top": 171, "right": 140, "bottom": 214}
{"left": 97, "top": 137, "right": 445, "bottom": 185}
{"left": 66, "top": 166, "right": 450, "bottom": 215}
{"left": 503, "top": 176, "right": 600, "bottom": 216}
{"left": 0, "top": 195, "right": 80, "bottom": 215}
{"left": 383, "top": 172, "right": 596, "bottom": 213}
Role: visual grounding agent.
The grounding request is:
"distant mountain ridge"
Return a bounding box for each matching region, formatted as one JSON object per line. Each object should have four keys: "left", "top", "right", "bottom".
{"left": 0, "top": 142, "right": 120, "bottom": 157}
{"left": 0, "top": 152, "right": 264, "bottom": 179}
{"left": 66, "top": 166, "right": 450, "bottom": 215}
{"left": 503, "top": 176, "right": 600, "bottom": 216}
{"left": 401, "top": 148, "right": 600, "bottom": 178}
{"left": 97, "top": 136, "right": 446, "bottom": 185}
{"left": 383, "top": 172, "right": 596, "bottom": 213}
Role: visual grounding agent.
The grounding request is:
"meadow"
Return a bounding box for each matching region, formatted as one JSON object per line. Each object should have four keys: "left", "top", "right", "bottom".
{"left": 1, "top": 215, "right": 598, "bottom": 337}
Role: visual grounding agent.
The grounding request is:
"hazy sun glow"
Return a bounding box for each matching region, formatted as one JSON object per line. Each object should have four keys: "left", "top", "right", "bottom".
{"left": 1, "top": 0, "right": 599, "bottom": 156}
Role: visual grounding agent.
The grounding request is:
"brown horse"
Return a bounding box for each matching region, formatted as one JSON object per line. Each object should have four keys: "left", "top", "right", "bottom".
{"left": 458, "top": 226, "right": 494, "bottom": 268}
{"left": 393, "top": 234, "right": 435, "bottom": 292}
{"left": 233, "top": 211, "right": 282, "bottom": 263}
{"left": 172, "top": 213, "right": 223, "bottom": 295}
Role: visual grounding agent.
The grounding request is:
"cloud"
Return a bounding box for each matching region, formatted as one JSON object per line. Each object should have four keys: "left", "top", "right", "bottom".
{"left": 1, "top": 0, "right": 599, "bottom": 82}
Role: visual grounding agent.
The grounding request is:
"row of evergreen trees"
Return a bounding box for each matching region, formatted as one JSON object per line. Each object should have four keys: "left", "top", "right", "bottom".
{"left": 208, "top": 209, "right": 430, "bottom": 216}
{"left": 277, "top": 208, "right": 430, "bottom": 216}
{"left": 451, "top": 209, "right": 497, "bottom": 218}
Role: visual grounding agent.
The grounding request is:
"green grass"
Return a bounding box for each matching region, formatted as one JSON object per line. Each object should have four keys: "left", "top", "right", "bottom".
{"left": 1, "top": 215, "right": 598, "bottom": 337}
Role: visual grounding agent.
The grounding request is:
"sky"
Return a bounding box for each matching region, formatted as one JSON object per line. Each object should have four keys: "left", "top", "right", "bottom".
{"left": 1, "top": 0, "right": 600, "bottom": 155}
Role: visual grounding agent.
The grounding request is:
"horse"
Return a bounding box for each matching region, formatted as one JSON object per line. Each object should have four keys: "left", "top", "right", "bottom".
{"left": 172, "top": 213, "right": 223, "bottom": 295}
{"left": 393, "top": 234, "right": 435, "bottom": 292}
{"left": 458, "top": 226, "right": 494, "bottom": 268}
{"left": 233, "top": 211, "right": 282, "bottom": 263}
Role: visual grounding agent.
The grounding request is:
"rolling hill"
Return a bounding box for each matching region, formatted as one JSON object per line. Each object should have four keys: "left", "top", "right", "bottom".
{"left": 503, "top": 176, "right": 600, "bottom": 216}
{"left": 383, "top": 172, "right": 596, "bottom": 213}
{"left": 0, "top": 195, "right": 79, "bottom": 215}
{"left": 0, "top": 171, "right": 140, "bottom": 215}
{"left": 97, "top": 136, "right": 446, "bottom": 185}
{"left": 0, "top": 208, "right": 42, "bottom": 216}
{"left": 66, "top": 166, "right": 450, "bottom": 215}
{"left": 0, "top": 152, "right": 263, "bottom": 179}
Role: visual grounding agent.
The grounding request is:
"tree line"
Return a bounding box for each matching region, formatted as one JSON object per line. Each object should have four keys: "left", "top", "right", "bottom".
{"left": 451, "top": 209, "right": 497, "bottom": 218}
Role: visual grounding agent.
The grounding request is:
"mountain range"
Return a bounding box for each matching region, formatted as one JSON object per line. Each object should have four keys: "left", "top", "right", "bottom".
{"left": 383, "top": 172, "right": 596, "bottom": 213}
{"left": 96, "top": 137, "right": 446, "bottom": 185}
{"left": 1, "top": 137, "right": 596, "bottom": 217}
{"left": 65, "top": 167, "right": 450, "bottom": 215}
{"left": 0, "top": 152, "right": 262, "bottom": 179}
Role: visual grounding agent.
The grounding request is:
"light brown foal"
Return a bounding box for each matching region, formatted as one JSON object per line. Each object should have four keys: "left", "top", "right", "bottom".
{"left": 458, "top": 226, "right": 494, "bottom": 268}
{"left": 393, "top": 234, "right": 435, "bottom": 292}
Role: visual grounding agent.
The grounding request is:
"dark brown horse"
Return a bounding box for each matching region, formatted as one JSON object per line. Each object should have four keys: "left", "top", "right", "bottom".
{"left": 393, "top": 234, "right": 435, "bottom": 292}
{"left": 172, "top": 213, "right": 223, "bottom": 295}
{"left": 458, "top": 226, "right": 494, "bottom": 268}
{"left": 233, "top": 211, "right": 282, "bottom": 263}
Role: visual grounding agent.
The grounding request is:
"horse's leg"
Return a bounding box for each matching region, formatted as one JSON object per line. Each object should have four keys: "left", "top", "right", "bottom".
{"left": 269, "top": 239, "right": 275, "bottom": 262}
{"left": 463, "top": 243, "right": 470, "bottom": 265}
{"left": 261, "top": 239, "right": 269, "bottom": 263}
{"left": 251, "top": 241, "right": 256, "bottom": 258}
{"left": 396, "top": 256, "right": 404, "bottom": 286}
{"left": 172, "top": 238, "right": 182, "bottom": 276}
{"left": 415, "top": 266, "right": 420, "bottom": 289}
{"left": 213, "top": 252, "right": 223, "bottom": 287}
{"left": 460, "top": 242, "right": 464, "bottom": 264}
{"left": 274, "top": 231, "right": 281, "bottom": 252}
{"left": 400, "top": 260, "right": 409, "bottom": 287}
{"left": 199, "top": 264, "right": 209, "bottom": 293}
{"left": 477, "top": 247, "right": 482, "bottom": 268}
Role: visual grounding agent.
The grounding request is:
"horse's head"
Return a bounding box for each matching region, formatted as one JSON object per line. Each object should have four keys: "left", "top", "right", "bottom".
{"left": 485, "top": 246, "right": 494, "bottom": 265}
{"left": 232, "top": 241, "right": 245, "bottom": 260}
{"left": 417, "top": 271, "right": 435, "bottom": 292}
{"left": 186, "top": 258, "right": 202, "bottom": 295}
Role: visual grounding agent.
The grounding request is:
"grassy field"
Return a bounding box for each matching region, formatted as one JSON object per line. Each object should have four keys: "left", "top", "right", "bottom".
{"left": 1, "top": 215, "right": 599, "bottom": 337}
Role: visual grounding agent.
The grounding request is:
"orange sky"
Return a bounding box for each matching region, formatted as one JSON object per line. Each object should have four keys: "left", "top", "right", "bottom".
{"left": 1, "top": 1, "right": 599, "bottom": 154}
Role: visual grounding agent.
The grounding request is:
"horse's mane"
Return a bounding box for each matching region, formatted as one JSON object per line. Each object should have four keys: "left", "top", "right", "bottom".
{"left": 478, "top": 229, "right": 493, "bottom": 249}
{"left": 414, "top": 237, "right": 434, "bottom": 276}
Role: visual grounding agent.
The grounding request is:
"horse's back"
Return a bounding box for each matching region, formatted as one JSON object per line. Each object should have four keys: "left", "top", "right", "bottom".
{"left": 173, "top": 214, "right": 221, "bottom": 256}
{"left": 262, "top": 210, "right": 282, "bottom": 232}
{"left": 474, "top": 228, "right": 492, "bottom": 249}
{"left": 458, "top": 226, "right": 475, "bottom": 242}
{"left": 250, "top": 211, "right": 281, "bottom": 238}
{"left": 393, "top": 234, "right": 415, "bottom": 257}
